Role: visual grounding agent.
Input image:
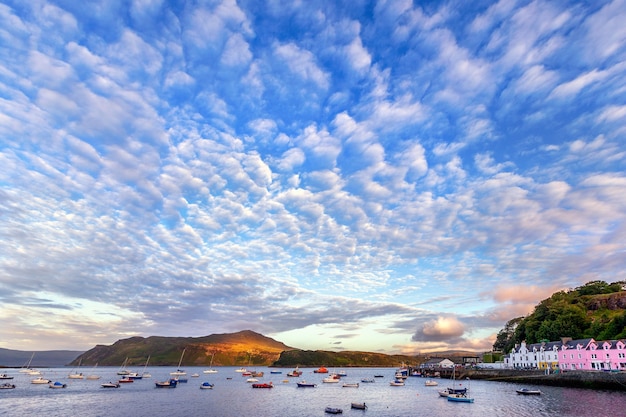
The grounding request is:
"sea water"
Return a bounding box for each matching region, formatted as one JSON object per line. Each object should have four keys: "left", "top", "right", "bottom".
{"left": 1, "top": 366, "right": 625, "bottom": 416}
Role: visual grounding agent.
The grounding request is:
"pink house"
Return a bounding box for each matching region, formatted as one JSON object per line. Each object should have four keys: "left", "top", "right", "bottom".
{"left": 559, "top": 338, "right": 626, "bottom": 371}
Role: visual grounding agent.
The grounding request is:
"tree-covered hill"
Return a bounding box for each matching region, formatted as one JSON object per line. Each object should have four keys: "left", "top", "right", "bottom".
{"left": 493, "top": 280, "right": 626, "bottom": 353}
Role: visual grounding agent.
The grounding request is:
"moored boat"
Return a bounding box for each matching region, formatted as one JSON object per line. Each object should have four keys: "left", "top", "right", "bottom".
{"left": 0, "top": 374, "right": 14, "bottom": 380}
{"left": 49, "top": 381, "right": 67, "bottom": 389}
{"left": 447, "top": 393, "right": 474, "bottom": 403}
{"left": 425, "top": 379, "right": 438, "bottom": 386}
{"left": 351, "top": 403, "right": 367, "bottom": 410}
{"left": 314, "top": 366, "right": 329, "bottom": 373}
{"left": 252, "top": 382, "right": 273, "bottom": 388}
{"left": 297, "top": 381, "right": 316, "bottom": 387}
{"left": 342, "top": 382, "right": 359, "bottom": 388}
{"left": 155, "top": 378, "right": 178, "bottom": 388}
{"left": 324, "top": 407, "right": 343, "bottom": 414}
{"left": 118, "top": 377, "right": 133, "bottom": 383}
{"left": 287, "top": 366, "right": 302, "bottom": 377}
{"left": 0, "top": 383, "right": 16, "bottom": 389}
{"left": 101, "top": 382, "right": 120, "bottom": 388}
{"left": 389, "top": 379, "right": 405, "bottom": 386}
{"left": 31, "top": 377, "right": 51, "bottom": 384}
{"left": 516, "top": 388, "right": 541, "bottom": 395}
{"left": 200, "top": 381, "right": 214, "bottom": 389}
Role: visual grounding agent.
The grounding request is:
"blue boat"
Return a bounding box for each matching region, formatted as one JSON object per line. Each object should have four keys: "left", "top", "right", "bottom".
{"left": 155, "top": 378, "right": 177, "bottom": 388}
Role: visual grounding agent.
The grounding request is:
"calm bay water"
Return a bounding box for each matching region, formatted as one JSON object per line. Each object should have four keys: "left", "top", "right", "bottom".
{"left": 1, "top": 366, "right": 625, "bottom": 416}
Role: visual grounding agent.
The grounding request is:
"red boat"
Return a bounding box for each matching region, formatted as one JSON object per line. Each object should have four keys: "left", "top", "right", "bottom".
{"left": 118, "top": 377, "right": 134, "bottom": 383}
{"left": 314, "top": 366, "right": 328, "bottom": 373}
{"left": 252, "top": 382, "right": 273, "bottom": 388}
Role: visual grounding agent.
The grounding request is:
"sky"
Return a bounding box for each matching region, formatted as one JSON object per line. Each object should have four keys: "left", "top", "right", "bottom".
{"left": 1, "top": 0, "right": 625, "bottom": 356}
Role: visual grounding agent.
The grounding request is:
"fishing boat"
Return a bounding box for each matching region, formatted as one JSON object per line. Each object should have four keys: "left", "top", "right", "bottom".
{"left": 351, "top": 403, "right": 367, "bottom": 410}
{"left": 0, "top": 383, "right": 16, "bottom": 389}
{"left": 287, "top": 366, "right": 302, "bottom": 377}
{"left": 170, "top": 348, "right": 187, "bottom": 376}
{"left": 49, "top": 381, "right": 67, "bottom": 389}
{"left": 252, "top": 382, "right": 273, "bottom": 388}
{"left": 425, "top": 379, "right": 439, "bottom": 386}
{"left": 323, "top": 376, "right": 340, "bottom": 383}
{"left": 155, "top": 378, "right": 178, "bottom": 388}
{"left": 297, "top": 381, "right": 317, "bottom": 387}
{"left": 200, "top": 381, "right": 214, "bottom": 389}
{"left": 0, "top": 374, "right": 14, "bottom": 380}
{"left": 101, "top": 382, "right": 120, "bottom": 388}
{"left": 324, "top": 407, "right": 343, "bottom": 414}
{"left": 31, "top": 377, "right": 51, "bottom": 384}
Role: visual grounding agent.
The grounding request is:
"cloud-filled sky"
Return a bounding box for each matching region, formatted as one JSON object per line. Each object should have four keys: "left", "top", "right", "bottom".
{"left": 1, "top": 0, "right": 625, "bottom": 354}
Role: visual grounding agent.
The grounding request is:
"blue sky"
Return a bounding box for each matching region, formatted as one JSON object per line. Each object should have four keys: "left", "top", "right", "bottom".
{"left": 1, "top": 0, "right": 625, "bottom": 354}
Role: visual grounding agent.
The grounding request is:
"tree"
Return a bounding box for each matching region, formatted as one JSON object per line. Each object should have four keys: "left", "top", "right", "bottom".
{"left": 493, "top": 317, "right": 524, "bottom": 352}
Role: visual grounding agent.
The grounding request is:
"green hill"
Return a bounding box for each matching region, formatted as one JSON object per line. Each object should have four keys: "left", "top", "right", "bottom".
{"left": 273, "top": 349, "right": 417, "bottom": 367}
{"left": 494, "top": 280, "right": 626, "bottom": 353}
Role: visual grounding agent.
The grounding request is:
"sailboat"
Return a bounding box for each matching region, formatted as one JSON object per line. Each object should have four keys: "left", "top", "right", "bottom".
{"left": 446, "top": 366, "right": 474, "bottom": 403}
{"left": 203, "top": 352, "right": 218, "bottom": 374}
{"left": 19, "top": 353, "right": 36, "bottom": 373}
{"left": 117, "top": 358, "right": 131, "bottom": 375}
{"left": 86, "top": 363, "right": 101, "bottom": 380}
{"left": 141, "top": 356, "right": 152, "bottom": 378}
{"left": 170, "top": 348, "right": 187, "bottom": 376}
{"left": 68, "top": 358, "right": 84, "bottom": 379}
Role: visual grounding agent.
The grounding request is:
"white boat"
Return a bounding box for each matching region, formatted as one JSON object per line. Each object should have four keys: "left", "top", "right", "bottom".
{"left": 101, "top": 382, "right": 120, "bottom": 388}
{"left": 342, "top": 383, "right": 359, "bottom": 388}
{"left": 235, "top": 367, "right": 246, "bottom": 373}
{"left": 31, "top": 377, "right": 51, "bottom": 384}
{"left": 170, "top": 348, "right": 187, "bottom": 376}
{"left": 19, "top": 353, "right": 35, "bottom": 373}
{"left": 86, "top": 363, "right": 101, "bottom": 380}
{"left": 246, "top": 378, "right": 259, "bottom": 383}
{"left": 0, "top": 374, "right": 14, "bottom": 380}
{"left": 68, "top": 358, "right": 84, "bottom": 379}
{"left": 203, "top": 352, "right": 218, "bottom": 374}
{"left": 389, "top": 379, "right": 405, "bottom": 386}
{"left": 0, "top": 383, "right": 16, "bottom": 390}
{"left": 141, "top": 355, "right": 151, "bottom": 378}
{"left": 425, "top": 379, "right": 438, "bottom": 386}
{"left": 516, "top": 388, "right": 541, "bottom": 395}
{"left": 117, "top": 358, "right": 131, "bottom": 375}
{"left": 191, "top": 373, "right": 200, "bottom": 378}
{"left": 49, "top": 381, "right": 67, "bottom": 389}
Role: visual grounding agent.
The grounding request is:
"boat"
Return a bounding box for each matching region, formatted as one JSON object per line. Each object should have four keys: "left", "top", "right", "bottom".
{"left": 324, "top": 407, "right": 343, "bottom": 414}
{"left": 203, "top": 353, "right": 218, "bottom": 374}
{"left": 351, "top": 403, "right": 367, "bottom": 410}
{"left": 270, "top": 370, "right": 282, "bottom": 374}
{"left": 155, "top": 378, "right": 178, "bottom": 388}
{"left": 200, "top": 381, "right": 214, "bottom": 389}
{"left": 425, "top": 379, "right": 439, "bottom": 386}
{"left": 337, "top": 370, "right": 347, "bottom": 376}
{"left": 342, "top": 382, "right": 359, "bottom": 388}
{"left": 389, "top": 379, "right": 405, "bottom": 386}
{"left": 314, "top": 366, "right": 329, "bottom": 373}
{"left": 118, "top": 377, "right": 134, "bottom": 383}
{"left": 101, "top": 382, "right": 120, "bottom": 388}
{"left": 0, "top": 374, "right": 14, "bottom": 380}
{"left": 297, "top": 381, "right": 317, "bottom": 387}
{"left": 516, "top": 388, "right": 542, "bottom": 395}
{"left": 191, "top": 373, "right": 200, "bottom": 378}
{"left": 235, "top": 368, "right": 247, "bottom": 373}
{"left": 287, "top": 366, "right": 302, "bottom": 377}
{"left": 445, "top": 366, "right": 473, "bottom": 403}
{"left": 68, "top": 358, "right": 84, "bottom": 379}
{"left": 246, "top": 378, "right": 259, "bottom": 383}
{"left": 117, "top": 358, "right": 130, "bottom": 375}
{"left": 252, "top": 382, "right": 273, "bottom": 388}
{"left": 127, "top": 372, "right": 143, "bottom": 380}
{"left": 447, "top": 393, "right": 474, "bottom": 403}
{"left": 49, "top": 381, "right": 67, "bottom": 389}
{"left": 31, "top": 377, "right": 51, "bottom": 384}
{"left": 374, "top": 374, "right": 384, "bottom": 378}
{"left": 361, "top": 378, "right": 374, "bottom": 383}
{"left": 170, "top": 348, "right": 187, "bottom": 376}
{"left": 251, "top": 371, "right": 264, "bottom": 377}
{"left": 174, "top": 377, "right": 188, "bottom": 383}
{"left": 323, "top": 376, "right": 340, "bottom": 383}
{"left": 0, "top": 383, "right": 16, "bottom": 389}
{"left": 141, "top": 355, "right": 151, "bottom": 378}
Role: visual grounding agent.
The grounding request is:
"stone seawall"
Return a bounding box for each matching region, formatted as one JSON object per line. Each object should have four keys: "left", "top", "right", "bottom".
{"left": 446, "top": 369, "right": 626, "bottom": 391}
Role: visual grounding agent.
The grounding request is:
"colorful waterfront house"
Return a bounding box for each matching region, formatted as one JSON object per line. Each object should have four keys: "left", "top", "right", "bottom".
{"left": 558, "top": 338, "right": 596, "bottom": 370}
{"left": 535, "top": 341, "right": 561, "bottom": 371}
{"left": 592, "top": 340, "right": 626, "bottom": 371}
{"left": 506, "top": 341, "right": 539, "bottom": 369}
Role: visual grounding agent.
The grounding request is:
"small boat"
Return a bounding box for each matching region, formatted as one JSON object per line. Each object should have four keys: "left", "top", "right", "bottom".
{"left": 389, "top": 379, "right": 405, "bottom": 386}
{"left": 251, "top": 371, "right": 264, "bottom": 377}
{"left": 297, "top": 381, "right": 317, "bottom": 387}
{"left": 86, "top": 374, "right": 101, "bottom": 380}
{"left": 49, "top": 381, "right": 67, "bottom": 389}
{"left": 101, "top": 382, "right": 120, "bottom": 388}
{"left": 324, "top": 407, "right": 343, "bottom": 414}
{"left": 118, "top": 377, "right": 133, "bottom": 383}
{"left": 155, "top": 379, "right": 178, "bottom": 388}
{"left": 117, "top": 358, "right": 131, "bottom": 375}
{"left": 270, "top": 370, "right": 282, "bottom": 374}
{"left": 342, "top": 383, "right": 359, "bottom": 388}
{"left": 361, "top": 378, "right": 374, "bottom": 383}
{"left": 191, "top": 373, "right": 200, "bottom": 378}
{"left": 447, "top": 393, "right": 474, "bottom": 403}
{"left": 200, "top": 382, "right": 214, "bottom": 389}
{"left": 337, "top": 370, "right": 347, "bottom": 376}
{"left": 0, "top": 374, "right": 14, "bottom": 380}
{"left": 252, "top": 382, "right": 273, "bottom": 388}
{"left": 31, "top": 377, "right": 51, "bottom": 384}
{"left": 235, "top": 368, "right": 247, "bottom": 373}
{"left": 203, "top": 353, "right": 218, "bottom": 374}
{"left": 374, "top": 374, "right": 384, "bottom": 378}
{"left": 314, "top": 366, "right": 329, "bottom": 373}
{"left": 175, "top": 377, "right": 188, "bottom": 383}
{"left": 170, "top": 348, "right": 187, "bottom": 376}
{"left": 323, "top": 376, "right": 339, "bottom": 383}
{"left": 246, "top": 378, "right": 259, "bottom": 383}
{"left": 287, "top": 367, "right": 302, "bottom": 377}
{"left": 0, "top": 383, "right": 16, "bottom": 389}
{"left": 425, "top": 379, "right": 439, "bottom": 386}
{"left": 126, "top": 372, "right": 142, "bottom": 380}
{"left": 68, "top": 373, "right": 84, "bottom": 379}
{"left": 351, "top": 403, "right": 367, "bottom": 410}
{"left": 516, "top": 388, "right": 542, "bottom": 395}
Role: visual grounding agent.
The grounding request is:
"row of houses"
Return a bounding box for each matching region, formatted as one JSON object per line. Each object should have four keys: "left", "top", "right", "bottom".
{"left": 505, "top": 338, "right": 626, "bottom": 371}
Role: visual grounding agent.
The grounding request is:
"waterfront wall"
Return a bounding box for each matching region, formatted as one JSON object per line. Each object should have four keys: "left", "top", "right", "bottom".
{"left": 444, "top": 368, "right": 626, "bottom": 391}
